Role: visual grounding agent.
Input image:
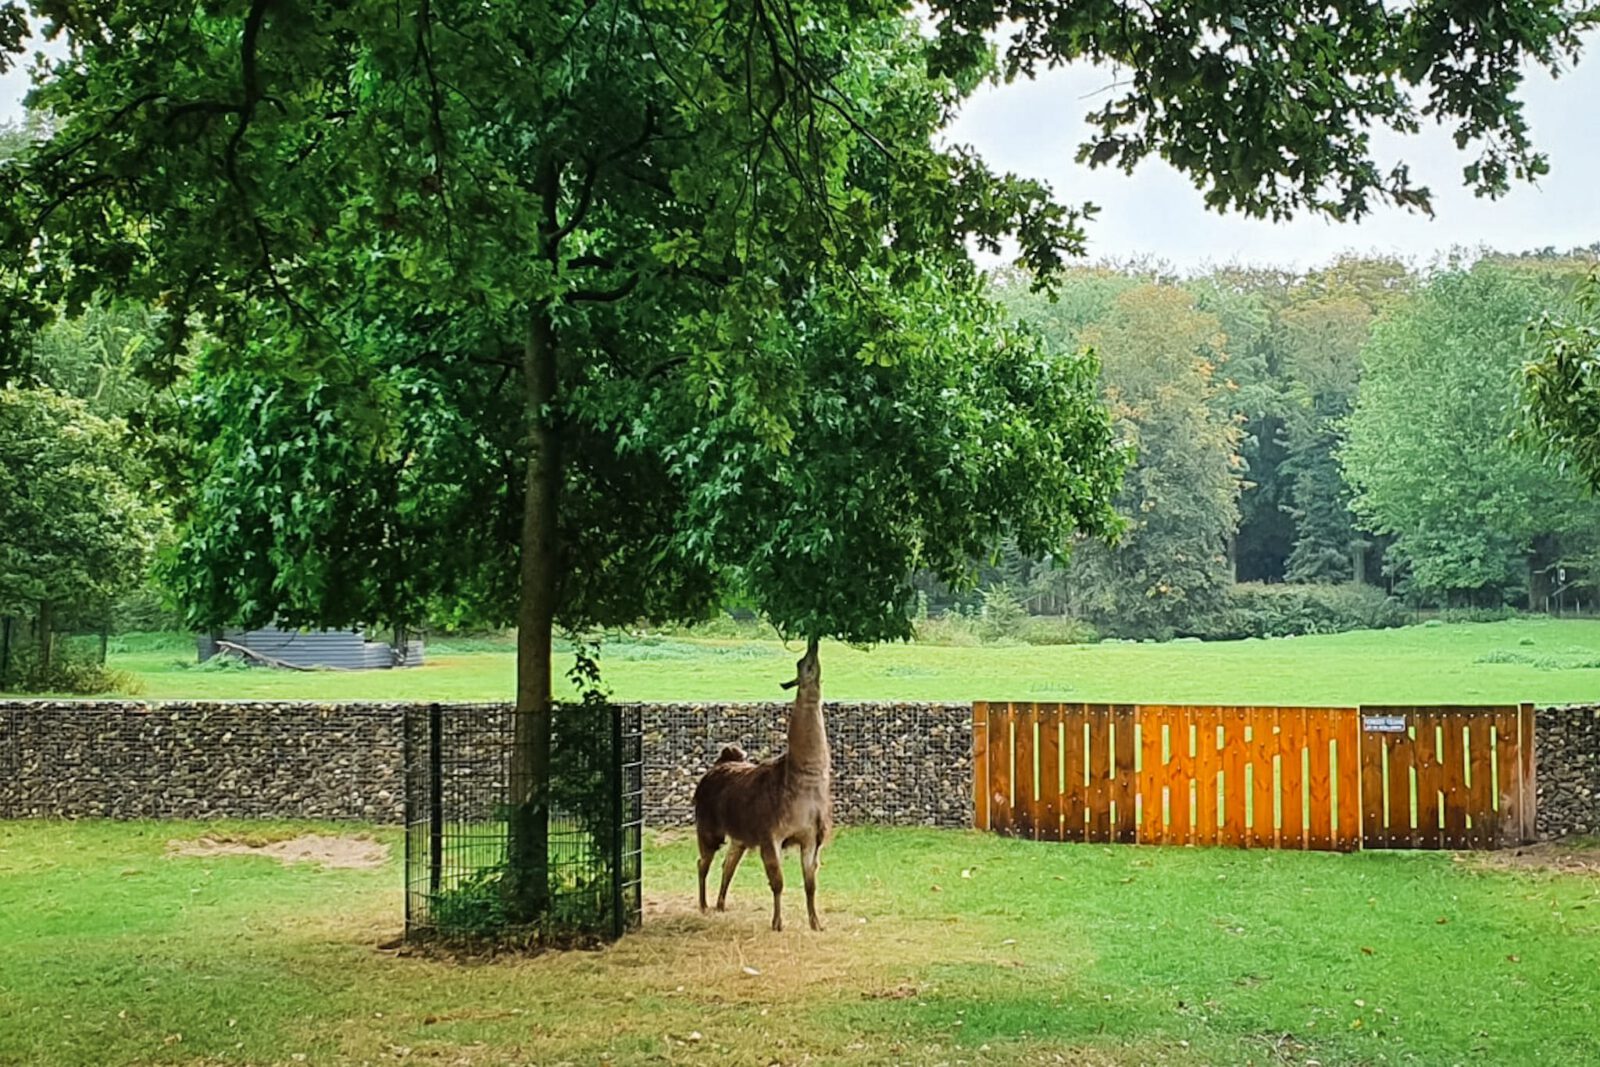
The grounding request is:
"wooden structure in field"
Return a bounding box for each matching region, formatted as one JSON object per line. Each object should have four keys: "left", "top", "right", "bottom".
{"left": 972, "top": 703, "right": 1537, "bottom": 851}
{"left": 197, "top": 625, "right": 425, "bottom": 670}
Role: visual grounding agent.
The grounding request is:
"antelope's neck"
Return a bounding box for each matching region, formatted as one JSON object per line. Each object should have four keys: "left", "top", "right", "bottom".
{"left": 787, "top": 683, "right": 829, "bottom": 772}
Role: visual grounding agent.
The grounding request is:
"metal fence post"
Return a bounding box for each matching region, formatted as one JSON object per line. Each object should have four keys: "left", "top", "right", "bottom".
{"left": 429, "top": 702, "right": 443, "bottom": 896}
{"left": 610, "top": 704, "right": 625, "bottom": 940}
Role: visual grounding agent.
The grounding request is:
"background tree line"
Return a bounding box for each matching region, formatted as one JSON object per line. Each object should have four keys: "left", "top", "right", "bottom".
{"left": 919, "top": 249, "right": 1600, "bottom": 640}
{"left": 12, "top": 245, "right": 1600, "bottom": 674}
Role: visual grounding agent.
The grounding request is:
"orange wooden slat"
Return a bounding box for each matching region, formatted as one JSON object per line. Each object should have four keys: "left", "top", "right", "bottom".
{"left": 1014, "top": 703, "right": 1038, "bottom": 840}
{"left": 1331, "top": 710, "right": 1361, "bottom": 851}
{"left": 1061, "top": 703, "right": 1087, "bottom": 842}
{"left": 1113, "top": 704, "right": 1138, "bottom": 844}
{"left": 1037, "top": 703, "right": 1062, "bottom": 842}
{"left": 1386, "top": 719, "right": 1418, "bottom": 849}
{"left": 1168, "top": 706, "right": 1196, "bottom": 846}
{"left": 1305, "top": 711, "right": 1333, "bottom": 850}
{"left": 1137, "top": 706, "right": 1167, "bottom": 845}
{"left": 1192, "top": 706, "right": 1219, "bottom": 847}
{"left": 1277, "top": 707, "right": 1305, "bottom": 850}
{"left": 1087, "top": 705, "right": 1113, "bottom": 843}
{"left": 1440, "top": 708, "right": 1470, "bottom": 849}
{"left": 1412, "top": 710, "right": 1444, "bottom": 850}
{"left": 972, "top": 702, "right": 990, "bottom": 831}
{"left": 1494, "top": 706, "right": 1522, "bottom": 849}
{"left": 988, "top": 703, "right": 1014, "bottom": 836}
{"left": 1217, "top": 707, "right": 1245, "bottom": 848}
{"left": 1254, "top": 710, "right": 1273, "bottom": 846}
{"left": 1464, "top": 711, "right": 1497, "bottom": 848}
{"left": 1360, "top": 711, "right": 1390, "bottom": 849}
{"left": 1519, "top": 703, "right": 1538, "bottom": 846}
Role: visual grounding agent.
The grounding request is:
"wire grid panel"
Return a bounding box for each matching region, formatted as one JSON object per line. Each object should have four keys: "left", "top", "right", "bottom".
{"left": 404, "top": 703, "right": 642, "bottom": 941}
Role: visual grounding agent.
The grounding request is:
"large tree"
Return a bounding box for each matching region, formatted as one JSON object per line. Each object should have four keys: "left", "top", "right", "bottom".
{"left": 1068, "top": 284, "right": 1240, "bottom": 636}
{"left": 0, "top": 3, "right": 1124, "bottom": 918}
{"left": 1524, "top": 265, "right": 1600, "bottom": 490}
{"left": 0, "top": 0, "right": 1589, "bottom": 920}
{"left": 1343, "top": 263, "right": 1596, "bottom": 605}
{"left": 1277, "top": 258, "right": 1414, "bottom": 584}
{"left": 0, "top": 385, "right": 159, "bottom": 684}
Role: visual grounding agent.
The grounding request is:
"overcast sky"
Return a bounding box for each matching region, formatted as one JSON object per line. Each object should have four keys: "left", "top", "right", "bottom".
{"left": 946, "top": 52, "right": 1600, "bottom": 272}
{"left": 5, "top": 35, "right": 1595, "bottom": 273}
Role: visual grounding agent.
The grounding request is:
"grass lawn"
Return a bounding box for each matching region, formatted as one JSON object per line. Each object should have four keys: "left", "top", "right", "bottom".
{"left": 2, "top": 821, "right": 1597, "bottom": 1066}
{"left": 55, "top": 617, "right": 1600, "bottom": 705}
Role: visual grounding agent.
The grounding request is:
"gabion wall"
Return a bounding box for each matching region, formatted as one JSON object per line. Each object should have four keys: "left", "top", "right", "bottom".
{"left": 4, "top": 700, "right": 1597, "bottom": 839}
{"left": 1536, "top": 705, "right": 1600, "bottom": 839}
{"left": 0, "top": 700, "right": 973, "bottom": 827}
{"left": 635, "top": 701, "right": 973, "bottom": 827}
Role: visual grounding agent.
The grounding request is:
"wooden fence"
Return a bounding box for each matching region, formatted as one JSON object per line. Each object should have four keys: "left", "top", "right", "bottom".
{"left": 972, "top": 703, "right": 1537, "bottom": 851}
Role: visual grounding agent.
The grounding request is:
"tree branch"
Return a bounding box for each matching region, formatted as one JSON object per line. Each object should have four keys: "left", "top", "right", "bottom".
{"left": 568, "top": 274, "right": 640, "bottom": 303}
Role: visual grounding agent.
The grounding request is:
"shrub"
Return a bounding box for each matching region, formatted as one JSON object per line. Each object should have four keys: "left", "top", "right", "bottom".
{"left": 911, "top": 613, "right": 985, "bottom": 646}
{"left": 1, "top": 642, "right": 140, "bottom": 694}
{"left": 977, "top": 584, "right": 1027, "bottom": 642}
{"left": 1017, "top": 616, "right": 1099, "bottom": 645}
{"left": 1196, "top": 583, "right": 1409, "bottom": 640}
{"left": 1435, "top": 606, "right": 1524, "bottom": 624}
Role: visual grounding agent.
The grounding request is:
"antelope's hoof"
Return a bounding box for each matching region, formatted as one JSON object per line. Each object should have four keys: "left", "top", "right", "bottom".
{"left": 771, "top": 918, "right": 783, "bottom": 932}
{"left": 810, "top": 918, "right": 824, "bottom": 932}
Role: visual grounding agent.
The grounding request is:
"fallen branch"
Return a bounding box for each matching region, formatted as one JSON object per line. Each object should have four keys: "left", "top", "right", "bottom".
{"left": 213, "top": 639, "right": 346, "bottom": 672}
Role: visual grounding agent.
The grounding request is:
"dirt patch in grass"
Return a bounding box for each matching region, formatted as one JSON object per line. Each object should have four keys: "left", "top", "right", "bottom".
{"left": 1469, "top": 838, "right": 1600, "bottom": 877}
{"left": 167, "top": 832, "right": 389, "bottom": 869}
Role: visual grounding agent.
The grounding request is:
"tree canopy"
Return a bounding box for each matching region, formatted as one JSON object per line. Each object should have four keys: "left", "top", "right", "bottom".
{"left": 0, "top": 384, "right": 160, "bottom": 682}
{"left": 1343, "top": 262, "right": 1599, "bottom": 604}
{"left": 1523, "top": 266, "right": 1600, "bottom": 491}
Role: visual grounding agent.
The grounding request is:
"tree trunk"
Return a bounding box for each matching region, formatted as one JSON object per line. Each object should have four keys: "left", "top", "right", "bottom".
{"left": 505, "top": 296, "right": 561, "bottom": 922}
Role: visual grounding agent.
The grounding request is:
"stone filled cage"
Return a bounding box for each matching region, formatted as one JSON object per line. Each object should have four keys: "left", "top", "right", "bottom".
{"left": 402, "top": 703, "right": 642, "bottom": 942}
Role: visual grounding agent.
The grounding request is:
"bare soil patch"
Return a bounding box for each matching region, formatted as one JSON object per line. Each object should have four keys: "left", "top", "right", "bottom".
{"left": 1469, "top": 838, "right": 1600, "bottom": 877}
{"left": 167, "top": 832, "right": 389, "bottom": 869}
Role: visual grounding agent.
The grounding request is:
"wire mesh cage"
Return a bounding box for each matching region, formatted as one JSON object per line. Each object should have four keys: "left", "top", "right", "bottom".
{"left": 402, "top": 702, "right": 643, "bottom": 944}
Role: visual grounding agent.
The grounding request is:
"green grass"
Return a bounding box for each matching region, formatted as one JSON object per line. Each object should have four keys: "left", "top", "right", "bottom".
{"left": 2, "top": 820, "right": 1597, "bottom": 1065}
{"left": 32, "top": 617, "right": 1600, "bottom": 704}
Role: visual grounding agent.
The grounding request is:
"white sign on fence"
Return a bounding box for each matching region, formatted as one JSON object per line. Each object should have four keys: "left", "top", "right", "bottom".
{"left": 1362, "top": 715, "right": 1407, "bottom": 733}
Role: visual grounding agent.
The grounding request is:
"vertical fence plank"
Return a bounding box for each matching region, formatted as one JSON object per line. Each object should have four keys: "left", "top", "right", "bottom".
{"left": 1192, "top": 706, "right": 1219, "bottom": 847}
{"left": 1465, "top": 712, "right": 1496, "bottom": 848}
{"left": 1038, "top": 703, "right": 1062, "bottom": 842}
{"left": 1305, "top": 711, "right": 1332, "bottom": 850}
{"left": 1278, "top": 708, "right": 1305, "bottom": 850}
{"left": 1061, "top": 703, "right": 1087, "bottom": 842}
{"left": 1439, "top": 708, "right": 1469, "bottom": 849}
{"left": 1169, "top": 706, "right": 1195, "bottom": 846}
{"left": 1386, "top": 721, "right": 1417, "bottom": 849}
{"left": 1518, "top": 703, "right": 1537, "bottom": 846}
{"left": 1412, "top": 710, "right": 1443, "bottom": 850}
{"left": 1333, "top": 710, "right": 1363, "bottom": 851}
{"left": 1087, "top": 705, "right": 1112, "bottom": 843}
{"left": 1138, "top": 706, "right": 1166, "bottom": 845}
{"left": 1113, "top": 705, "right": 1138, "bottom": 844}
{"left": 1251, "top": 710, "right": 1278, "bottom": 848}
{"left": 988, "top": 704, "right": 1014, "bottom": 836}
{"left": 1495, "top": 706, "right": 1522, "bottom": 848}
{"left": 973, "top": 702, "right": 990, "bottom": 831}
{"left": 1221, "top": 708, "right": 1243, "bottom": 847}
{"left": 1013, "top": 703, "right": 1038, "bottom": 840}
{"left": 1360, "top": 714, "right": 1389, "bottom": 849}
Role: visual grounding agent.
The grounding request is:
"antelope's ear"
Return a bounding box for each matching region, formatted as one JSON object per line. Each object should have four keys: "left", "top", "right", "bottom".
{"left": 779, "top": 677, "right": 800, "bottom": 691}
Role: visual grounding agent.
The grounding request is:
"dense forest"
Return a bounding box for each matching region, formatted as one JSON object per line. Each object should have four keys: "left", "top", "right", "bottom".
{"left": 922, "top": 249, "right": 1600, "bottom": 638}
